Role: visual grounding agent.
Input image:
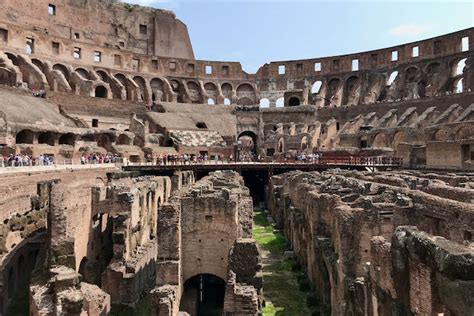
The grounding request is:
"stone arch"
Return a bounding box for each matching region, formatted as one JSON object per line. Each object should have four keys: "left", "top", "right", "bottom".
{"left": 288, "top": 96, "right": 300, "bottom": 106}
{"left": 451, "top": 57, "right": 467, "bottom": 77}
{"left": 95, "top": 85, "right": 108, "bottom": 98}
{"left": 325, "top": 78, "right": 341, "bottom": 107}
{"left": 31, "top": 58, "right": 45, "bottom": 73}
{"left": 453, "top": 77, "right": 464, "bottom": 93}
{"left": 38, "top": 131, "right": 54, "bottom": 146}
{"left": 204, "top": 82, "right": 218, "bottom": 103}
{"left": 117, "top": 134, "right": 131, "bottom": 145}
{"left": 387, "top": 71, "right": 398, "bottom": 85}
{"left": 342, "top": 76, "right": 360, "bottom": 105}
{"left": 236, "top": 83, "right": 256, "bottom": 104}
{"left": 96, "top": 70, "right": 108, "bottom": 82}
{"left": 59, "top": 133, "right": 75, "bottom": 145}
{"left": 16, "top": 129, "right": 34, "bottom": 144}
{"left": 5, "top": 52, "right": 19, "bottom": 66}
{"left": 133, "top": 76, "right": 147, "bottom": 101}
{"left": 169, "top": 79, "right": 184, "bottom": 103}
{"left": 223, "top": 98, "right": 231, "bottom": 105}
{"left": 180, "top": 274, "right": 226, "bottom": 315}
{"left": 434, "top": 127, "right": 453, "bottom": 141}
{"left": 276, "top": 97, "right": 284, "bottom": 107}
{"left": 455, "top": 125, "right": 474, "bottom": 140}
{"left": 221, "top": 82, "right": 233, "bottom": 101}
{"left": 97, "top": 134, "right": 112, "bottom": 150}
{"left": 53, "top": 63, "right": 70, "bottom": 81}
{"left": 392, "top": 131, "right": 406, "bottom": 150}
{"left": 114, "top": 73, "right": 133, "bottom": 100}
{"left": 150, "top": 78, "right": 165, "bottom": 102}
{"left": 372, "top": 133, "right": 387, "bottom": 148}
{"left": 259, "top": 98, "right": 270, "bottom": 108}
{"left": 75, "top": 67, "right": 90, "bottom": 80}
{"left": 238, "top": 131, "right": 257, "bottom": 154}
{"left": 186, "top": 81, "right": 202, "bottom": 103}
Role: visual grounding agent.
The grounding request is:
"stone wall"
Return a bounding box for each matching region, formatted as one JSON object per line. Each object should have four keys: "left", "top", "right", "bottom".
{"left": 267, "top": 170, "right": 474, "bottom": 315}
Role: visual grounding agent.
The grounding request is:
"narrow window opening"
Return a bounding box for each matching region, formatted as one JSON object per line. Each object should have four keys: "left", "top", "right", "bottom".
{"left": 73, "top": 47, "right": 81, "bottom": 59}
{"left": 132, "top": 58, "right": 140, "bottom": 71}
{"left": 222, "top": 65, "right": 229, "bottom": 75}
{"left": 139, "top": 24, "right": 147, "bottom": 35}
{"left": 169, "top": 62, "right": 176, "bottom": 70}
{"left": 314, "top": 62, "right": 321, "bottom": 72}
{"left": 114, "top": 54, "right": 122, "bottom": 66}
{"left": 119, "top": 41, "right": 124, "bottom": 47}
{"left": 391, "top": 50, "right": 398, "bottom": 61}
{"left": 296, "top": 63, "right": 303, "bottom": 73}
{"left": 94, "top": 51, "right": 102, "bottom": 63}
{"left": 352, "top": 59, "right": 359, "bottom": 71}
{"left": 278, "top": 65, "right": 285, "bottom": 75}
{"left": 151, "top": 59, "right": 158, "bottom": 70}
{"left": 74, "top": 32, "right": 80, "bottom": 40}
{"left": 412, "top": 46, "right": 419, "bottom": 57}
{"left": 48, "top": 4, "right": 56, "bottom": 16}
{"left": 433, "top": 40, "right": 442, "bottom": 55}
{"left": 461, "top": 36, "right": 469, "bottom": 52}
{"left": 187, "top": 63, "right": 195, "bottom": 73}
{"left": 205, "top": 65, "right": 213, "bottom": 74}
{"left": 52, "top": 42, "right": 60, "bottom": 55}
{"left": 332, "top": 59, "right": 339, "bottom": 71}
{"left": 0, "top": 28, "right": 8, "bottom": 43}
{"left": 26, "top": 38, "right": 35, "bottom": 54}
{"left": 92, "top": 119, "right": 99, "bottom": 128}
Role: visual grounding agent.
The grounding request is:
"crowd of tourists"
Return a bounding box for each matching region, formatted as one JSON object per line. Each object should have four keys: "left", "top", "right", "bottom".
{"left": 80, "top": 153, "right": 120, "bottom": 164}
{"left": 0, "top": 154, "right": 54, "bottom": 167}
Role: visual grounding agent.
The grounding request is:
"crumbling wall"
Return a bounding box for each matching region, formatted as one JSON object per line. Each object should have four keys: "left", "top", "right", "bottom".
{"left": 267, "top": 170, "right": 474, "bottom": 315}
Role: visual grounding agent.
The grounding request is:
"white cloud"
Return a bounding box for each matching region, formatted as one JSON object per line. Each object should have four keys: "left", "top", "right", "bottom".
{"left": 389, "top": 24, "right": 432, "bottom": 36}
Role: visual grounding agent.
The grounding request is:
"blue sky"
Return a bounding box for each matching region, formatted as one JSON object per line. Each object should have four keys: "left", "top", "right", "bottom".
{"left": 125, "top": 0, "right": 473, "bottom": 73}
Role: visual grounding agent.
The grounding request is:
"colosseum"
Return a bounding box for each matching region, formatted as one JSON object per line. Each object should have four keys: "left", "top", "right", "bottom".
{"left": 0, "top": 0, "right": 472, "bottom": 315}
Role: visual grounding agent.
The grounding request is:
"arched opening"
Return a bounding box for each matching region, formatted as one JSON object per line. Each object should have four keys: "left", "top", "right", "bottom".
{"left": 116, "top": 134, "right": 131, "bottom": 145}
{"left": 236, "top": 83, "right": 256, "bottom": 104}
{"left": 207, "top": 98, "right": 215, "bottom": 105}
{"left": 276, "top": 97, "right": 284, "bottom": 108}
{"left": 301, "top": 136, "right": 308, "bottom": 150}
{"left": 343, "top": 76, "right": 360, "bottom": 105}
{"left": 133, "top": 76, "right": 147, "bottom": 101}
{"left": 223, "top": 98, "right": 231, "bottom": 105}
{"left": 95, "top": 85, "right": 107, "bottom": 98}
{"left": 58, "top": 133, "right": 75, "bottom": 145}
{"left": 53, "top": 64, "right": 69, "bottom": 81}
{"left": 454, "top": 77, "right": 464, "bottom": 93}
{"left": 204, "top": 82, "right": 218, "bottom": 102}
{"left": 221, "top": 83, "right": 233, "bottom": 100}
{"left": 114, "top": 73, "right": 130, "bottom": 100}
{"left": 325, "top": 78, "right": 341, "bottom": 107}
{"left": 196, "top": 122, "right": 208, "bottom": 129}
{"left": 170, "top": 80, "right": 183, "bottom": 103}
{"left": 75, "top": 68, "right": 90, "bottom": 80}
{"left": 238, "top": 131, "right": 257, "bottom": 158}
{"left": 187, "top": 81, "right": 202, "bottom": 103}
{"left": 454, "top": 58, "right": 467, "bottom": 76}
{"left": 150, "top": 78, "right": 164, "bottom": 102}
{"left": 387, "top": 71, "right": 398, "bottom": 85}
{"left": 180, "top": 274, "right": 226, "bottom": 316}
{"left": 311, "top": 81, "right": 322, "bottom": 94}
{"left": 97, "top": 134, "right": 111, "bottom": 150}
{"left": 259, "top": 98, "right": 270, "bottom": 108}
{"left": 372, "top": 133, "right": 387, "bottom": 148}
{"left": 96, "top": 70, "right": 108, "bottom": 82}
{"left": 38, "top": 132, "right": 54, "bottom": 146}
{"left": 16, "top": 130, "right": 34, "bottom": 144}
{"left": 288, "top": 97, "right": 300, "bottom": 106}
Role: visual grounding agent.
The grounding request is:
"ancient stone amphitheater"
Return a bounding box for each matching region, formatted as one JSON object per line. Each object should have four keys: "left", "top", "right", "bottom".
{"left": 0, "top": 0, "right": 472, "bottom": 315}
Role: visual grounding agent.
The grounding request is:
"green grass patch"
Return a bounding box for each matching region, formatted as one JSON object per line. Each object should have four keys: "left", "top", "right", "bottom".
{"left": 110, "top": 295, "right": 151, "bottom": 316}
{"left": 253, "top": 209, "right": 313, "bottom": 316}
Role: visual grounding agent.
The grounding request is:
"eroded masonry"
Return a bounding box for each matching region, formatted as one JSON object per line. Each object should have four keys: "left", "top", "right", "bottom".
{"left": 0, "top": 0, "right": 472, "bottom": 315}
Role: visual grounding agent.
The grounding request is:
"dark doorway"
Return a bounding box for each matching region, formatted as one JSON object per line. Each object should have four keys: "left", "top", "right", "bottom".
{"left": 288, "top": 97, "right": 300, "bottom": 106}
{"left": 241, "top": 169, "right": 267, "bottom": 203}
{"left": 95, "top": 85, "right": 107, "bottom": 98}
{"left": 180, "top": 274, "right": 225, "bottom": 316}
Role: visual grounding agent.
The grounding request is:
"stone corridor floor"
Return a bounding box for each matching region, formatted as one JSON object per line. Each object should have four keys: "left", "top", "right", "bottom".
{"left": 253, "top": 209, "right": 313, "bottom": 316}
